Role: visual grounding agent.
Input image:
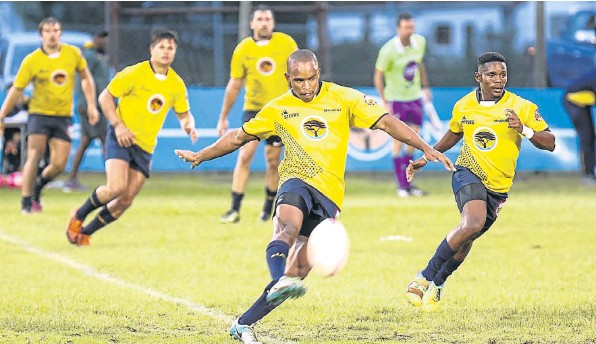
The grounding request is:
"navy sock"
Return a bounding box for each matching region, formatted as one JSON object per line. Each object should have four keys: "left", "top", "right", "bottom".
{"left": 81, "top": 206, "right": 117, "bottom": 235}
{"left": 421, "top": 239, "right": 456, "bottom": 281}
{"left": 433, "top": 257, "right": 462, "bottom": 286}
{"left": 21, "top": 196, "right": 33, "bottom": 210}
{"left": 262, "top": 188, "right": 277, "bottom": 215}
{"left": 238, "top": 279, "right": 280, "bottom": 326}
{"left": 266, "top": 240, "right": 289, "bottom": 280}
{"left": 33, "top": 175, "right": 52, "bottom": 202}
{"left": 76, "top": 189, "right": 104, "bottom": 221}
{"left": 231, "top": 192, "right": 244, "bottom": 212}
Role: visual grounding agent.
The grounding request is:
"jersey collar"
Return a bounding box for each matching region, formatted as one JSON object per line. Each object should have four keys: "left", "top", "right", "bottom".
{"left": 475, "top": 87, "right": 505, "bottom": 104}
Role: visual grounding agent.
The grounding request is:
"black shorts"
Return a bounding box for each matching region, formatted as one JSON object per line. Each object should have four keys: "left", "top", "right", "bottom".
{"left": 26, "top": 114, "right": 72, "bottom": 142}
{"left": 274, "top": 178, "right": 340, "bottom": 237}
{"left": 243, "top": 111, "right": 283, "bottom": 146}
{"left": 452, "top": 165, "right": 508, "bottom": 234}
{"left": 105, "top": 125, "right": 152, "bottom": 178}
{"left": 78, "top": 104, "right": 108, "bottom": 139}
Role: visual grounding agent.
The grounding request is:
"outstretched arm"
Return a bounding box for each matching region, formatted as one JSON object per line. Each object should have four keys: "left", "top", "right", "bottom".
{"left": 373, "top": 114, "right": 455, "bottom": 171}
{"left": 175, "top": 128, "right": 257, "bottom": 169}
{"left": 406, "top": 130, "right": 462, "bottom": 182}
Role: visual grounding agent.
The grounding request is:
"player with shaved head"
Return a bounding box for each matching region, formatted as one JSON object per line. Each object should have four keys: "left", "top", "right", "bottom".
{"left": 176, "top": 49, "right": 454, "bottom": 343}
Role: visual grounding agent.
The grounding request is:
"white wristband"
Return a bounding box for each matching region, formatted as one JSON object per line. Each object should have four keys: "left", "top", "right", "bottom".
{"left": 521, "top": 125, "right": 535, "bottom": 139}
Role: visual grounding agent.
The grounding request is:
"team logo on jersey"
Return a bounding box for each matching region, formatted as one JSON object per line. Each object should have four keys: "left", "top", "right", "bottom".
{"left": 403, "top": 61, "right": 418, "bottom": 82}
{"left": 51, "top": 70, "right": 68, "bottom": 86}
{"left": 534, "top": 109, "right": 543, "bottom": 121}
{"left": 363, "top": 95, "right": 378, "bottom": 106}
{"left": 461, "top": 115, "right": 475, "bottom": 125}
{"left": 147, "top": 94, "right": 166, "bottom": 114}
{"left": 256, "top": 57, "right": 275, "bottom": 76}
{"left": 473, "top": 127, "right": 498, "bottom": 151}
{"left": 302, "top": 115, "right": 328, "bottom": 140}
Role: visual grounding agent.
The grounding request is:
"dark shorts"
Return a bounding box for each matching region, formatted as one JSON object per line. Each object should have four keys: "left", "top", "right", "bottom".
{"left": 26, "top": 114, "right": 72, "bottom": 142}
{"left": 105, "top": 125, "right": 152, "bottom": 178}
{"left": 452, "top": 165, "right": 508, "bottom": 234}
{"left": 274, "top": 178, "right": 340, "bottom": 237}
{"left": 78, "top": 104, "right": 108, "bottom": 139}
{"left": 389, "top": 99, "right": 424, "bottom": 126}
{"left": 243, "top": 110, "right": 283, "bottom": 146}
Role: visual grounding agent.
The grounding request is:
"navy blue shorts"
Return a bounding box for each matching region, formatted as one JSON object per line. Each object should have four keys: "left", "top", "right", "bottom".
{"left": 243, "top": 111, "right": 283, "bottom": 146}
{"left": 105, "top": 125, "right": 152, "bottom": 178}
{"left": 274, "top": 178, "right": 340, "bottom": 237}
{"left": 452, "top": 165, "right": 508, "bottom": 234}
{"left": 26, "top": 114, "right": 72, "bottom": 142}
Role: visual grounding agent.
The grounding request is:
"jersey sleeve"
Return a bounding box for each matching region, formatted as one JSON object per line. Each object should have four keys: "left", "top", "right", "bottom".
{"left": 229, "top": 43, "right": 246, "bottom": 80}
{"left": 73, "top": 46, "right": 87, "bottom": 72}
{"left": 348, "top": 89, "right": 387, "bottom": 129}
{"left": 13, "top": 54, "right": 34, "bottom": 89}
{"left": 106, "top": 66, "right": 134, "bottom": 98}
{"left": 241, "top": 106, "right": 276, "bottom": 139}
{"left": 374, "top": 44, "right": 390, "bottom": 72}
{"left": 173, "top": 81, "right": 191, "bottom": 113}
{"left": 521, "top": 102, "right": 549, "bottom": 132}
{"left": 448, "top": 105, "right": 464, "bottom": 134}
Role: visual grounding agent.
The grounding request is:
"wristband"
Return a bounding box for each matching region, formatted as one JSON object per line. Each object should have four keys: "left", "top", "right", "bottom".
{"left": 521, "top": 125, "right": 535, "bottom": 139}
{"left": 421, "top": 155, "right": 430, "bottom": 162}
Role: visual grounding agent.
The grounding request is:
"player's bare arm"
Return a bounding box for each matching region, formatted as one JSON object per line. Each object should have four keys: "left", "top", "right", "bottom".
{"left": 98, "top": 89, "right": 135, "bottom": 148}
{"left": 373, "top": 69, "right": 388, "bottom": 107}
{"left": 217, "top": 78, "right": 243, "bottom": 136}
{"left": 175, "top": 111, "right": 199, "bottom": 143}
{"left": 505, "top": 109, "right": 555, "bottom": 152}
{"left": 0, "top": 86, "right": 24, "bottom": 136}
{"left": 175, "top": 128, "right": 257, "bottom": 169}
{"left": 79, "top": 66, "right": 99, "bottom": 125}
{"left": 374, "top": 114, "right": 455, "bottom": 171}
{"left": 407, "top": 130, "right": 463, "bottom": 181}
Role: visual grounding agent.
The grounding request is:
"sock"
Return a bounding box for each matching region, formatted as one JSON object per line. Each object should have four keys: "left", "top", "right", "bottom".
{"left": 266, "top": 240, "right": 289, "bottom": 280}
{"left": 231, "top": 191, "right": 244, "bottom": 212}
{"left": 433, "top": 257, "right": 462, "bottom": 286}
{"left": 33, "top": 175, "right": 52, "bottom": 202}
{"left": 81, "top": 206, "right": 116, "bottom": 235}
{"left": 76, "top": 188, "right": 104, "bottom": 221}
{"left": 421, "top": 239, "right": 456, "bottom": 281}
{"left": 262, "top": 188, "right": 277, "bottom": 215}
{"left": 21, "top": 196, "right": 33, "bottom": 210}
{"left": 401, "top": 153, "right": 413, "bottom": 190}
{"left": 238, "top": 279, "right": 280, "bottom": 326}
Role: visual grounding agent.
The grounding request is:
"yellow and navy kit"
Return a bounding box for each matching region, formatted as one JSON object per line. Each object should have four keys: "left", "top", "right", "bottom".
{"left": 107, "top": 61, "right": 190, "bottom": 154}
{"left": 449, "top": 89, "right": 549, "bottom": 193}
{"left": 230, "top": 32, "right": 297, "bottom": 111}
{"left": 14, "top": 43, "right": 87, "bottom": 116}
{"left": 243, "top": 81, "right": 387, "bottom": 208}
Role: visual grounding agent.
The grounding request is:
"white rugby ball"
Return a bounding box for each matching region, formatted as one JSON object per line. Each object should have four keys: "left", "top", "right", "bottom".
{"left": 307, "top": 218, "right": 350, "bottom": 277}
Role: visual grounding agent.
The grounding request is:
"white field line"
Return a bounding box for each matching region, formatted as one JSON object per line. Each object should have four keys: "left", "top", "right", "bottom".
{"left": 0, "top": 232, "right": 293, "bottom": 344}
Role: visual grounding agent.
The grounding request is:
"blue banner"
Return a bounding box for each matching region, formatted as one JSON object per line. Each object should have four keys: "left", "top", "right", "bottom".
{"left": 0, "top": 87, "right": 585, "bottom": 172}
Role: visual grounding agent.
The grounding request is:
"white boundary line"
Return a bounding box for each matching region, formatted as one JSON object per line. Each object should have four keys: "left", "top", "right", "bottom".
{"left": 0, "top": 232, "right": 293, "bottom": 344}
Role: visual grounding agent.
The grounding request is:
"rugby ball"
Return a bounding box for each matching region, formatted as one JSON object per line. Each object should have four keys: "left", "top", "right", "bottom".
{"left": 307, "top": 218, "right": 350, "bottom": 277}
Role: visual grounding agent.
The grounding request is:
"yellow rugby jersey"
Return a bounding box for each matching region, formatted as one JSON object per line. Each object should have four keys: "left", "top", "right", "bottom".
{"left": 449, "top": 90, "right": 549, "bottom": 193}
{"left": 13, "top": 43, "right": 86, "bottom": 116}
{"left": 243, "top": 82, "right": 387, "bottom": 208}
{"left": 230, "top": 32, "right": 297, "bottom": 111}
{"left": 107, "top": 61, "right": 190, "bottom": 154}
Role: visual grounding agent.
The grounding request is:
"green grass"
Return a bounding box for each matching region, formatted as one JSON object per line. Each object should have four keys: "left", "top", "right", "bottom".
{"left": 0, "top": 172, "right": 594, "bottom": 343}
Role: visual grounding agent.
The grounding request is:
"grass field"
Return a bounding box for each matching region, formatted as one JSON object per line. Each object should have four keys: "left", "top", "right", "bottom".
{"left": 0, "top": 171, "right": 594, "bottom": 344}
